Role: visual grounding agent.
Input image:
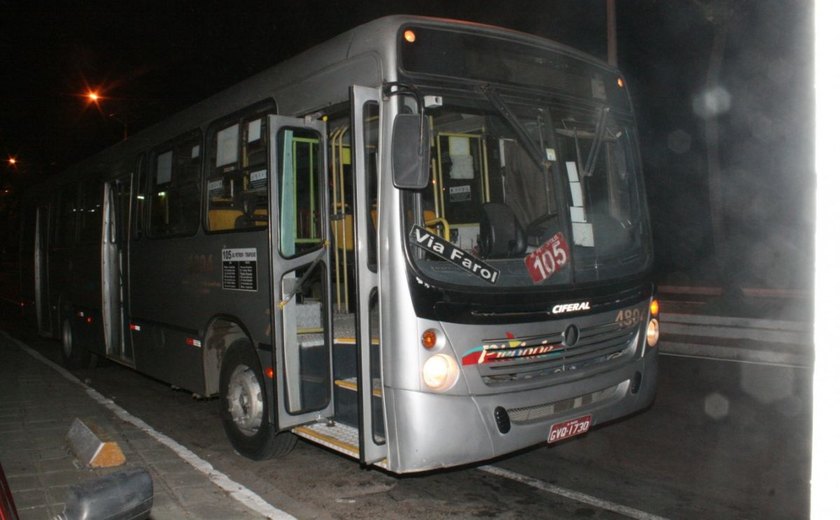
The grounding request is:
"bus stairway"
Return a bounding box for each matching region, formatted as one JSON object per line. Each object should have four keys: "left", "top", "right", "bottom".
{"left": 292, "top": 335, "right": 386, "bottom": 457}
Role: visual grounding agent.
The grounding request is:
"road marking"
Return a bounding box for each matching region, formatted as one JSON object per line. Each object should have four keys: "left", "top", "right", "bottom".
{"left": 7, "top": 333, "right": 296, "bottom": 520}
{"left": 479, "top": 465, "right": 670, "bottom": 520}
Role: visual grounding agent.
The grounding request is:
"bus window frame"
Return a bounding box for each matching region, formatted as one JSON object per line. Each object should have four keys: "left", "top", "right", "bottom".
{"left": 203, "top": 99, "right": 277, "bottom": 235}
{"left": 145, "top": 129, "right": 204, "bottom": 240}
{"left": 277, "top": 126, "right": 325, "bottom": 259}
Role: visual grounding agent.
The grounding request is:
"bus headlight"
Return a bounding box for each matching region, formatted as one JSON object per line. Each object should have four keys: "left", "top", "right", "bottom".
{"left": 646, "top": 318, "right": 660, "bottom": 347}
{"left": 422, "top": 354, "right": 459, "bottom": 391}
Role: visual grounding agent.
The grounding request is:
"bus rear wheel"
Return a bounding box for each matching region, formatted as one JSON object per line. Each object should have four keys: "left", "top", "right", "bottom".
{"left": 61, "top": 318, "right": 95, "bottom": 369}
{"left": 219, "top": 341, "right": 296, "bottom": 460}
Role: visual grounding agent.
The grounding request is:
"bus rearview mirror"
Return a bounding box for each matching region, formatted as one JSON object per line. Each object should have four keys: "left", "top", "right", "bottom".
{"left": 392, "top": 114, "right": 430, "bottom": 190}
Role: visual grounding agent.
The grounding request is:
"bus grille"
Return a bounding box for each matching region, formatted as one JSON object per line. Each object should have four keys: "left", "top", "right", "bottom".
{"left": 478, "top": 321, "right": 640, "bottom": 386}
{"left": 506, "top": 381, "right": 627, "bottom": 424}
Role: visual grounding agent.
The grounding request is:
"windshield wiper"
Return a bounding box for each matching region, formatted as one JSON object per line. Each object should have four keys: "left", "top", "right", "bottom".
{"left": 478, "top": 85, "right": 546, "bottom": 169}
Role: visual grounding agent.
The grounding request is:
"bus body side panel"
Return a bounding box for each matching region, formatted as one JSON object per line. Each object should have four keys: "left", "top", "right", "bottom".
{"left": 49, "top": 243, "right": 102, "bottom": 354}
{"left": 129, "top": 231, "right": 273, "bottom": 395}
{"left": 72, "top": 238, "right": 106, "bottom": 355}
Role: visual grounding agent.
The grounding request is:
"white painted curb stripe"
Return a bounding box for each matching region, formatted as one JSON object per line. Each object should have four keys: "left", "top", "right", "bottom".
{"left": 4, "top": 332, "right": 296, "bottom": 520}
{"left": 480, "top": 465, "right": 670, "bottom": 520}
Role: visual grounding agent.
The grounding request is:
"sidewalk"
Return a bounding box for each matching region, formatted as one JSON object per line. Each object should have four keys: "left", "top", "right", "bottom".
{"left": 0, "top": 331, "right": 279, "bottom": 520}
{"left": 658, "top": 285, "right": 814, "bottom": 367}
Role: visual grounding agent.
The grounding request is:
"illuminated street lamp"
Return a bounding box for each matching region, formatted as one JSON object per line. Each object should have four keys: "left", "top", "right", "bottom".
{"left": 82, "top": 88, "right": 128, "bottom": 141}
{"left": 7, "top": 157, "right": 16, "bottom": 167}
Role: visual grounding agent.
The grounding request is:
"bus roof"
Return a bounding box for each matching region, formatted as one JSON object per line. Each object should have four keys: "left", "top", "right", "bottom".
{"left": 42, "top": 15, "right": 613, "bottom": 189}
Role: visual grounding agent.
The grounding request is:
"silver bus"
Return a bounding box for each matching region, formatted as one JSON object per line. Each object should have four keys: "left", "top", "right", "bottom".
{"left": 19, "top": 16, "right": 659, "bottom": 473}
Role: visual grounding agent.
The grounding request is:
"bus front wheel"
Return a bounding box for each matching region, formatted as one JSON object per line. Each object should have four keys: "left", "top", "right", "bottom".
{"left": 219, "top": 341, "right": 296, "bottom": 460}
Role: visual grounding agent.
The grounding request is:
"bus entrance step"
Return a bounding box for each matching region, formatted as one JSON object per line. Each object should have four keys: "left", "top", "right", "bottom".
{"left": 293, "top": 422, "right": 360, "bottom": 459}
{"left": 333, "top": 378, "right": 385, "bottom": 437}
{"left": 292, "top": 422, "right": 388, "bottom": 468}
{"left": 335, "top": 377, "right": 382, "bottom": 397}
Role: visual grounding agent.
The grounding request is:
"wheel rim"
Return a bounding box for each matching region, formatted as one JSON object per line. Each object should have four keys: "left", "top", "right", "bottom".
{"left": 226, "top": 364, "right": 263, "bottom": 436}
{"left": 62, "top": 320, "right": 72, "bottom": 359}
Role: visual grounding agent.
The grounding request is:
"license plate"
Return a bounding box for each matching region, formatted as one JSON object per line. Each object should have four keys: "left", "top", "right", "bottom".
{"left": 547, "top": 415, "right": 592, "bottom": 444}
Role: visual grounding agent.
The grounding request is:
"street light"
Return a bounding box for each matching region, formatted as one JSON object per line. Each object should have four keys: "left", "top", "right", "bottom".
{"left": 82, "top": 88, "right": 128, "bottom": 141}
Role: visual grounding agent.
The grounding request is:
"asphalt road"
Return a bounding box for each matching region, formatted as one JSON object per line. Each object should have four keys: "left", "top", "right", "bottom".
{"left": 1, "top": 319, "right": 811, "bottom": 519}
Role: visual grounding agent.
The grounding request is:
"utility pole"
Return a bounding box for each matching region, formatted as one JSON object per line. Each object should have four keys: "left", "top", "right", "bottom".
{"left": 607, "top": 0, "right": 617, "bottom": 66}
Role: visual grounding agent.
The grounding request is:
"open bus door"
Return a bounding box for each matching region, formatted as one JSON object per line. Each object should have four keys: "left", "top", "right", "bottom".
{"left": 350, "top": 85, "right": 387, "bottom": 464}
{"left": 268, "top": 115, "right": 335, "bottom": 429}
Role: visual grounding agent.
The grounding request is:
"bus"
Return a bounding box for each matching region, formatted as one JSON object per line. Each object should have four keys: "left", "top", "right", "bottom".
{"left": 19, "top": 15, "right": 659, "bottom": 473}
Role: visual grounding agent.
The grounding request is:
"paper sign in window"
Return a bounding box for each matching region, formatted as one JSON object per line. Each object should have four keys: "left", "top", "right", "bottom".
{"left": 572, "top": 222, "right": 594, "bottom": 247}
{"left": 247, "top": 119, "right": 261, "bottom": 143}
{"left": 207, "top": 179, "right": 224, "bottom": 195}
{"left": 156, "top": 151, "right": 173, "bottom": 185}
{"left": 449, "top": 136, "right": 474, "bottom": 179}
{"left": 216, "top": 124, "right": 239, "bottom": 167}
{"left": 249, "top": 169, "right": 267, "bottom": 188}
{"left": 566, "top": 161, "right": 580, "bottom": 182}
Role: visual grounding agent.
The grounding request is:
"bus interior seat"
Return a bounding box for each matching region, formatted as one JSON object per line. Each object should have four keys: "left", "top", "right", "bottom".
{"left": 208, "top": 207, "right": 244, "bottom": 231}
{"left": 479, "top": 202, "right": 526, "bottom": 258}
{"left": 234, "top": 191, "right": 268, "bottom": 229}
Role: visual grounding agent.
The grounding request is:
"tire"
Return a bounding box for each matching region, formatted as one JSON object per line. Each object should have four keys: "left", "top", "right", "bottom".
{"left": 61, "top": 318, "right": 96, "bottom": 369}
{"left": 219, "top": 341, "right": 296, "bottom": 460}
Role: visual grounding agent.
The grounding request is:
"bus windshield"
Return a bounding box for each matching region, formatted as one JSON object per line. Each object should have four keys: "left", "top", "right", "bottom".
{"left": 404, "top": 92, "right": 652, "bottom": 289}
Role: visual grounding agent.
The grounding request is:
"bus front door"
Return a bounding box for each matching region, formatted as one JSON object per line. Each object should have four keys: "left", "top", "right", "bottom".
{"left": 351, "top": 85, "right": 387, "bottom": 464}
{"left": 269, "top": 115, "right": 335, "bottom": 429}
{"left": 101, "top": 176, "right": 133, "bottom": 364}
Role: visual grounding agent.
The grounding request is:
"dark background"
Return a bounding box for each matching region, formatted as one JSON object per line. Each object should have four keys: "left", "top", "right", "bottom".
{"left": 0, "top": 1, "right": 814, "bottom": 301}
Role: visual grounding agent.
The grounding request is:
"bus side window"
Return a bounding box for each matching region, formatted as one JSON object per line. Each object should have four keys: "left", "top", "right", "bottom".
{"left": 133, "top": 154, "right": 146, "bottom": 240}
{"left": 55, "top": 185, "right": 78, "bottom": 248}
{"left": 148, "top": 131, "right": 202, "bottom": 238}
{"left": 279, "top": 127, "right": 323, "bottom": 258}
{"left": 78, "top": 181, "right": 102, "bottom": 245}
{"left": 206, "top": 105, "right": 273, "bottom": 232}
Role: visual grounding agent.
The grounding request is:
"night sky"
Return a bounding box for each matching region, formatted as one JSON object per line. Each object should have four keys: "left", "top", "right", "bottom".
{"left": 0, "top": 1, "right": 814, "bottom": 293}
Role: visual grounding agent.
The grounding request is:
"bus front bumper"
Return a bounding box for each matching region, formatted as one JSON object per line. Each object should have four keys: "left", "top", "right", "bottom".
{"left": 383, "top": 352, "right": 658, "bottom": 473}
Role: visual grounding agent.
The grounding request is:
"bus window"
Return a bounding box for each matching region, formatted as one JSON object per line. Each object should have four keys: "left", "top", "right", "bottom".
{"left": 206, "top": 110, "right": 272, "bottom": 232}
{"left": 78, "top": 182, "right": 102, "bottom": 245}
{"left": 435, "top": 132, "right": 486, "bottom": 225}
{"left": 279, "top": 127, "right": 323, "bottom": 258}
{"left": 55, "top": 185, "right": 78, "bottom": 248}
{"left": 148, "top": 131, "right": 202, "bottom": 238}
{"left": 363, "top": 102, "right": 379, "bottom": 271}
{"left": 133, "top": 154, "right": 146, "bottom": 239}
